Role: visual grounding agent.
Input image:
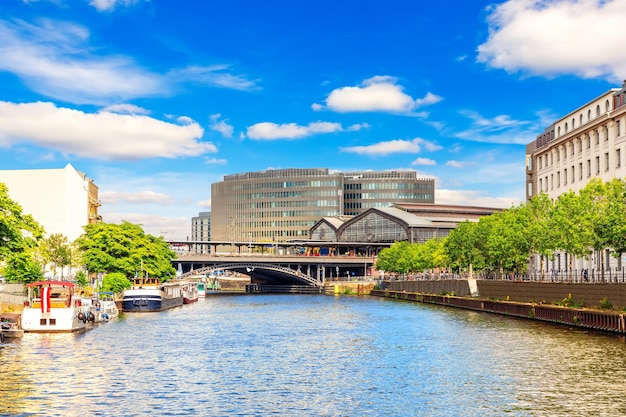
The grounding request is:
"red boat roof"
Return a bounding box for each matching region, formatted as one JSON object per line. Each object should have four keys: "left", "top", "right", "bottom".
{"left": 26, "top": 281, "right": 75, "bottom": 288}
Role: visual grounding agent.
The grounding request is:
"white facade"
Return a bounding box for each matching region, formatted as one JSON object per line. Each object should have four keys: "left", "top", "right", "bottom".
{"left": 526, "top": 81, "right": 626, "bottom": 275}
{"left": 0, "top": 163, "right": 98, "bottom": 242}
{"left": 528, "top": 82, "right": 626, "bottom": 200}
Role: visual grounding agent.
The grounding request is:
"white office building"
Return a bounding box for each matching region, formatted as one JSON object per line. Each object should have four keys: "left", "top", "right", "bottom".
{"left": 526, "top": 80, "right": 626, "bottom": 275}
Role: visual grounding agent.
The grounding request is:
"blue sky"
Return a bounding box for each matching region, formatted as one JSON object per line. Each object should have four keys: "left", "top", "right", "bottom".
{"left": 1, "top": 0, "right": 625, "bottom": 241}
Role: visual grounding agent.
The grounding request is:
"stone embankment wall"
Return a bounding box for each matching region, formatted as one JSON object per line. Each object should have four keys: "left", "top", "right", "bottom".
{"left": 0, "top": 283, "right": 26, "bottom": 312}
{"left": 371, "top": 289, "right": 626, "bottom": 335}
{"left": 387, "top": 280, "right": 626, "bottom": 309}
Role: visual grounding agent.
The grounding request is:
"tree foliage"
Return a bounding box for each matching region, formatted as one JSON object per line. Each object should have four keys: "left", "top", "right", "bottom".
{"left": 75, "top": 221, "right": 176, "bottom": 280}
{"left": 3, "top": 251, "right": 44, "bottom": 284}
{"left": 38, "top": 233, "right": 79, "bottom": 279}
{"left": 376, "top": 239, "right": 447, "bottom": 276}
{"left": 0, "top": 182, "right": 45, "bottom": 282}
{"left": 381, "top": 179, "right": 626, "bottom": 277}
{"left": 101, "top": 272, "right": 131, "bottom": 294}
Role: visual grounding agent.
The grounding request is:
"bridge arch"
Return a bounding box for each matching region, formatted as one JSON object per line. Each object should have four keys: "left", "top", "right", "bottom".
{"left": 181, "top": 263, "right": 321, "bottom": 287}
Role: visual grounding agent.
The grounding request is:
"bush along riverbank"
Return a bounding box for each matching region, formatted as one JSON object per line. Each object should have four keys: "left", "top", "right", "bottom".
{"left": 370, "top": 290, "right": 626, "bottom": 335}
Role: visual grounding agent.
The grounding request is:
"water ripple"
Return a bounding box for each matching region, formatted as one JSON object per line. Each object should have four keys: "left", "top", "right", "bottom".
{"left": 3, "top": 295, "right": 626, "bottom": 416}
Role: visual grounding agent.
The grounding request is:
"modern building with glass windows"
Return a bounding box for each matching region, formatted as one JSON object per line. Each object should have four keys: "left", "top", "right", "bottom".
{"left": 210, "top": 168, "right": 434, "bottom": 242}
{"left": 190, "top": 211, "right": 211, "bottom": 254}
{"left": 525, "top": 80, "right": 626, "bottom": 273}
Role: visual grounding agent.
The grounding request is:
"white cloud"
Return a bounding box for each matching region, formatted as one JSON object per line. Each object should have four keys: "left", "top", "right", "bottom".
{"left": 340, "top": 138, "right": 442, "bottom": 157}
{"left": 209, "top": 114, "right": 234, "bottom": 138}
{"left": 101, "top": 212, "right": 191, "bottom": 241}
{"left": 204, "top": 157, "right": 227, "bottom": 165}
{"left": 101, "top": 103, "right": 151, "bottom": 115}
{"left": 346, "top": 123, "right": 371, "bottom": 131}
{"left": 455, "top": 109, "right": 537, "bottom": 145}
{"left": 0, "top": 19, "right": 258, "bottom": 105}
{"left": 168, "top": 65, "right": 259, "bottom": 91}
{"left": 411, "top": 157, "right": 436, "bottom": 166}
{"left": 477, "top": 0, "right": 626, "bottom": 81}
{"left": 0, "top": 19, "right": 166, "bottom": 105}
{"left": 446, "top": 160, "right": 466, "bottom": 168}
{"left": 89, "top": 0, "right": 144, "bottom": 11}
{"left": 100, "top": 190, "right": 176, "bottom": 205}
{"left": 198, "top": 199, "right": 211, "bottom": 208}
{"left": 436, "top": 188, "right": 520, "bottom": 209}
{"left": 315, "top": 75, "right": 442, "bottom": 114}
{"left": 247, "top": 121, "right": 367, "bottom": 140}
{"left": 0, "top": 101, "right": 216, "bottom": 160}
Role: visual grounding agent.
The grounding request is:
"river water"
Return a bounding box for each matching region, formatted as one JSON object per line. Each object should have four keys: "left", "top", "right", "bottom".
{"left": 2, "top": 294, "right": 626, "bottom": 417}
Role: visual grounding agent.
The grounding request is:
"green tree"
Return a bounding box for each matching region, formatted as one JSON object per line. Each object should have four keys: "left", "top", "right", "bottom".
{"left": 101, "top": 272, "right": 131, "bottom": 294}
{"left": 486, "top": 206, "right": 535, "bottom": 277}
{"left": 3, "top": 251, "right": 44, "bottom": 284}
{"left": 602, "top": 179, "right": 626, "bottom": 257}
{"left": 39, "top": 233, "right": 73, "bottom": 279}
{"left": 376, "top": 241, "right": 413, "bottom": 276}
{"left": 520, "top": 193, "right": 557, "bottom": 277}
{"left": 76, "top": 221, "right": 176, "bottom": 280}
{"left": 550, "top": 190, "right": 593, "bottom": 269}
{"left": 0, "top": 182, "right": 45, "bottom": 282}
{"left": 445, "top": 220, "right": 487, "bottom": 277}
{"left": 75, "top": 270, "right": 88, "bottom": 288}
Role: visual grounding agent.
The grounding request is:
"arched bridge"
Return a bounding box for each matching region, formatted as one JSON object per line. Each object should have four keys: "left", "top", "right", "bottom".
{"left": 175, "top": 254, "right": 375, "bottom": 287}
{"left": 181, "top": 263, "right": 320, "bottom": 286}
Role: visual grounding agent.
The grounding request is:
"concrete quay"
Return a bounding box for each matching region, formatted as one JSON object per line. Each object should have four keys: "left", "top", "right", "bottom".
{"left": 372, "top": 279, "right": 626, "bottom": 335}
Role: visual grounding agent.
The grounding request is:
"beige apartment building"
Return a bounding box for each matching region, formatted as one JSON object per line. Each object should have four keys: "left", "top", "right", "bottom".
{"left": 526, "top": 80, "right": 626, "bottom": 273}
{"left": 210, "top": 168, "right": 434, "bottom": 242}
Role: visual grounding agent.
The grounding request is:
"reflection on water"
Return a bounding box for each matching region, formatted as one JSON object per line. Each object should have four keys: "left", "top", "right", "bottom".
{"left": 2, "top": 295, "right": 626, "bottom": 416}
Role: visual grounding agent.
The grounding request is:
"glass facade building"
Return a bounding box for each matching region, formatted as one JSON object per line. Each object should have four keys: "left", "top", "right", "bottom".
{"left": 210, "top": 168, "right": 434, "bottom": 242}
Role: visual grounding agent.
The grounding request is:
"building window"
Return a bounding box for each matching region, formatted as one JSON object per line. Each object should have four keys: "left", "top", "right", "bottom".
{"left": 558, "top": 126, "right": 561, "bottom": 137}
{"left": 550, "top": 174, "right": 554, "bottom": 190}
{"left": 557, "top": 171, "right": 561, "bottom": 187}
{"left": 571, "top": 165, "right": 575, "bottom": 183}
{"left": 596, "top": 156, "right": 600, "bottom": 174}
{"left": 571, "top": 141, "right": 575, "bottom": 156}
{"left": 572, "top": 118, "right": 576, "bottom": 129}
{"left": 539, "top": 178, "right": 542, "bottom": 192}
{"left": 606, "top": 99, "right": 611, "bottom": 112}
{"left": 604, "top": 125, "right": 609, "bottom": 141}
{"left": 587, "top": 134, "right": 591, "bottom": 148}
{"left": 617, "top": 148, "right": 621, "bottom": 168}
{"left": 605, "top": 152, "right": 609, "bottom": 171}
{"left": 580, "top": 114, "right": 583, "bottom": 125}
{"left": 617, "top": 120, "right": 621, "bottom": 137}
{"left": 579, "top": 162, "right": 583, "bottom": 180}
{"left": 564, "top": 123, "right": 569, "bottom": 133}
{"left": 587, "top": 160, "right": 591, "bottom": 177}
{"left": 588, "top": 109, "right": 592, "bottom": 121}
{"left": 563, "top": 169, "right": 567, "bottom": 185}
{"left": 556, "top": 149, "right": 560, "bottom": 161}
{"left": 597, "top": 105, "right": 601, "bottom": 117}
